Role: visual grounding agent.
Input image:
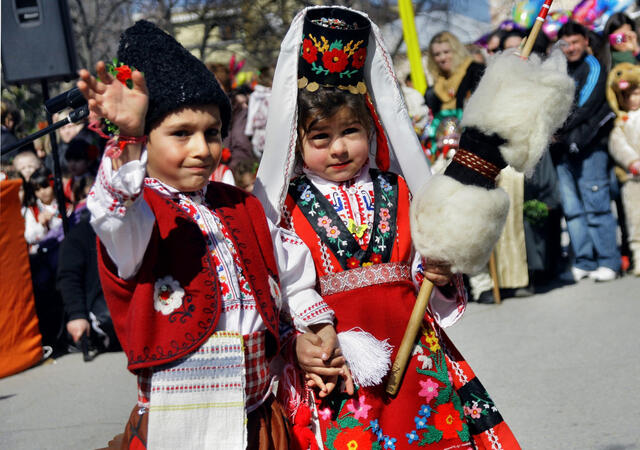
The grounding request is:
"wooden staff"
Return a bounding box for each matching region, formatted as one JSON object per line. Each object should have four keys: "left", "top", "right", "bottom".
{"left": 386, "top": 0, "right": 555, "bottom": 396}
{"left": 386, "top": 278, "right": 434, "bottom": 395}
{"left": 520, "top": 0, "right": 554, "bottom": 60}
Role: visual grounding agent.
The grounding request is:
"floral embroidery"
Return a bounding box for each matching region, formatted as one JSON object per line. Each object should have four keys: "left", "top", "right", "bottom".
{"left": 153, "top": 276, "right": 185, "bottom": 315}
{"left": 302, "top": 38, "right": 318, "bottom": 63}
{"left": 327, "top": 225, "right": 341, "bottom": 240}
{"left": 318, "top": 216, "right": 333, "bottom": 228}
{"left": 324, "top": 392, "right": 382, "bottom": 450}
{"left": 462, "top": 391, "right": 498, "bottom": 422}
{"left": 352, "top": 47, "right": 367, "bottom": 69}
{"left": 418, "top": 378, "right": 439, "bottom": 403}
{"left": 323, "top": 48, "right": 349, "bottom": 73}
{"left": 346, "top": 394, "right": 372, "bottom": 420}
{"left": 370, "top": 253, "right": 382, "bottom": 264}
{"left": 433, "top": 403, "right": 464, "bottom": 440}
{"left": 379, "top": 208, "right": 390, "bottom": 220}
{"left": 406, "top": 430, "right": 419, "bottom": 444}
{"left": 377, "top": 221, "right": 390, "bottom": 234}
{"left": 347, "top": 256, "right": 360, "bottom": 269}
{"left": 306, "top": 34, "right": 364, "bottom": 79}
{"left": 319, "top": 407, "right": 333, "bottom": 420}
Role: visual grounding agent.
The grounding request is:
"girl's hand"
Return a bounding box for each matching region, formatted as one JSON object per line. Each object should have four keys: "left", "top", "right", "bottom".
{"left": 422, "top": 258, "right": 453, "bottom": 286}
{"left": 37, "top": 210, "right": 54, "bottom": 226}
{"left": 296, "top": 324, "right": 354, "bottom": 398}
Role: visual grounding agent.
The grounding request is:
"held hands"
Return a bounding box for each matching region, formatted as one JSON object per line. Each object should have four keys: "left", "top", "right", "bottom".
{"left": 77, "top": 62, "right": 148, "bottom": 168}
{"left": 295, "top": 323, "right": 354, "bottom": 398}
{"left": 422, "top": 258, "right": 453, "bottom": 286}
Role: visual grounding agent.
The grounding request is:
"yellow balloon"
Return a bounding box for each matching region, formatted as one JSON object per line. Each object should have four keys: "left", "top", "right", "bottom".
{"left": 399, "top": 0, "right": 427, "bottom": 94}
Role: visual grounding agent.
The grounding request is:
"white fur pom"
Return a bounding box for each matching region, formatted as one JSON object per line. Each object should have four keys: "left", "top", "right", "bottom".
{"left": 411, "top": 175, "right": 510, "bottom": 274}
{"left": 461, "top": 49, "right": 575, "bottom": 175}
{"left": 338, "top": 329, "right": 393, "bottom": 388}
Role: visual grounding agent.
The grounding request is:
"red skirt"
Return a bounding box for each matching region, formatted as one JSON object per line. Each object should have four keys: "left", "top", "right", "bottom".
{"left": 314, "top": 278, "right": 520, "bottom": 450}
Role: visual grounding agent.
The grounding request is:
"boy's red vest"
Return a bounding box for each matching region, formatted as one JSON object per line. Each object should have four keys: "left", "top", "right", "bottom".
{"left": 97, "top": 182, "right": 281, "bottom": 371}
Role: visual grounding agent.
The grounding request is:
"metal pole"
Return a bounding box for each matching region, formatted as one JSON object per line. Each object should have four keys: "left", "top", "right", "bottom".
{"left": 41, "top": 79, "right": 70, "bottom": 234}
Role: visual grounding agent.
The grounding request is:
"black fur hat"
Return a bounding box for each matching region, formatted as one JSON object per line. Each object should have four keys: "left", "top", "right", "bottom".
{"left": 117, "top": 20, "right": 231, "bottom": 137}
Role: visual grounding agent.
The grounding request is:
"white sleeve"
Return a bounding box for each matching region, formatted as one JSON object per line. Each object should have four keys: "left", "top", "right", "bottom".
{"left": 221, "top": 168, "right": 236, "bottom": 186}
{"left": 268, "top": 218, "right": 334, "bottom": 332}
{"left": 22, "top": 207, "right": 47, "bottom": 245}
{"left": 87, "top": 151, "right": 155, "bottom": 280}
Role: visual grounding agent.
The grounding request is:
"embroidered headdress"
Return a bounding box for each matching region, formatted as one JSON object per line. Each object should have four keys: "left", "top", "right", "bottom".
{"left": 298, "top": 8, "right": 370, "bottom": 94}
{"left": 117, "top": 20, "right": 231, "bottom": 136}
{"left": 254, "top": 6, "right": 430, "bottom": 222}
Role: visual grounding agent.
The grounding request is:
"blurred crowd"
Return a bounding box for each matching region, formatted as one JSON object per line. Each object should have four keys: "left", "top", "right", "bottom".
{"left": 1, "top": 10, "right": 639, "bottom": 355}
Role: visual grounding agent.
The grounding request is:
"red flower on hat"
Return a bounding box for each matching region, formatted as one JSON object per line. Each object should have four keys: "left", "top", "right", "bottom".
{"left": 302, "top": 39, "right": 318, "bottom": 63}
{"left": 323, "top": 49, "right": 349, "bottom": 73}
{"left": 115, "top": 65, "right": 133, "bottom": 85}
{"left": 351, "top": 47, "right": 367, "bottom": 69}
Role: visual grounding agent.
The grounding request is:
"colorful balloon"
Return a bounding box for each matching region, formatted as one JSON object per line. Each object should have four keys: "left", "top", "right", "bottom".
{"left": 572, "top": 0, "right": 634, "bottom": 31}
{"left": 512, "top": 0, "right": 545, "bottom": 29}
{"left": 542, "top": 10, "right": 572, "bottom": 40}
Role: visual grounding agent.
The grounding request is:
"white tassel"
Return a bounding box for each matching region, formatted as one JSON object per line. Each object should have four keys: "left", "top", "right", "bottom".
{"left": 338, "top": 329, "right": 393, "bottom": 387}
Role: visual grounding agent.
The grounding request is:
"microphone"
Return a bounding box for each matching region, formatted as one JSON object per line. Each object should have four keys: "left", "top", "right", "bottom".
{"left": 45, "top": 87, "right": 87, "bottom": 115}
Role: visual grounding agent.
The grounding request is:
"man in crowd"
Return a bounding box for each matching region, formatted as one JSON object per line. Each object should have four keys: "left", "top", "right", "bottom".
{"left": 554, "top": 21, "right": 620, "bottom": 282}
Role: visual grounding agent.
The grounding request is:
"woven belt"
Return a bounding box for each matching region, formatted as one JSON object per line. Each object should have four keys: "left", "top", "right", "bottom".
{"left": 319, "top": 262, "right": 411, "bottom": 296}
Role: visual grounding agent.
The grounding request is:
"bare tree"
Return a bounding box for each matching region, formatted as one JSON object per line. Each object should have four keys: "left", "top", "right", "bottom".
{"left": 67, "top": 0, "right": 134, "bottom": 70}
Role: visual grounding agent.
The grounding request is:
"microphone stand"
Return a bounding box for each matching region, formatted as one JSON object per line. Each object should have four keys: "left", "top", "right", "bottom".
{"left": 4, "top": 80, "right": 89, "bottom": 234}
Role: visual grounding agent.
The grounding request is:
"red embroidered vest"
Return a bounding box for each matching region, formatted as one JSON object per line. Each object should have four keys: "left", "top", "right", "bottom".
{"left": 98, "top": 182, "right": 281, "bottom": 371}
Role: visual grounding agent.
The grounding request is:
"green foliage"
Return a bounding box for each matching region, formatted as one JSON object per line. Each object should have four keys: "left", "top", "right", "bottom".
{"left": 523, "top": 199, "right": 549, "bottom": 226}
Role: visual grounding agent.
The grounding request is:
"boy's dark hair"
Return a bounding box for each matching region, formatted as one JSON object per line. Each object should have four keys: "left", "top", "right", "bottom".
{"left": 558, "top": 21, "right": 588, "bottom": 40}
{"left": 604, "top": 12, "right": 636, "bottom": 37}
{"left": 65, "top": 138, "right": 90, "bottom": 162}
{"left": 297, "top": 87, "right": 373, "bottom": 138}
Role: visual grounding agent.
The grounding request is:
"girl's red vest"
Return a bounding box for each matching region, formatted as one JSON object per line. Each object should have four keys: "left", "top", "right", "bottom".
{"left": 97, "top": 182, "right": 281, "bottom": 371}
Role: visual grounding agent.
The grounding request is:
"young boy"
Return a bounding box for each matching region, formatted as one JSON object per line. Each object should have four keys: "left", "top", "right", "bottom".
{"left": 78, "top": 21, "right": 348, "bottom": 449}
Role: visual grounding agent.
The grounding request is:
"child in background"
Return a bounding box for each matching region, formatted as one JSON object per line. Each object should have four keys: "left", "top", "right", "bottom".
{"left": 233, "top": 159, "right": 257, "bottom": 193}
{"left": 22, "top": 166, "right": 64, "bottom": 252}
{"left": 256, "top": 7, "right": 519, "bottom": 449}
{"left": 12, "top": 150, "right": 42, "bottom": 181}
{"left": 63, "top": 138, "right": 95, "bottom": 203}
{"left": 78, "top": 20, "right": 349, "bottom": 449}
{"left": 607, "top": 62, "right": 640, "bottom": 275}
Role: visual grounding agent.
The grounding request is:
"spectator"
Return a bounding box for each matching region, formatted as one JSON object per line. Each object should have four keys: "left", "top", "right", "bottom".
{"left": 12, "top": 149, "right": 42, "bottom": 181}
{"left": 225, "top": 85, "right": 254, "bottom": 170}
{"left": 245, "top": 65, "right": 273, "bottom": 158}
{"left": 57, "top": 205, "right": 119, "bottom": 355}
{"left": 63, "top": 138, "right": 94, "bottom": 203}
{"left": 23, "top": 166, "right": 67, "bottom": 352}
{"left": 232, "top": 158, "right": 257, "bottom": 193}
{"left": 604, "top": 12, "right": 640, "bottom": 67}
{"left": 424, "top": 31, "right": 485, "bottom": 115}
{"left": 1, "top": 101, "right": 21, "bottom": 164}
{"left": 499, "top": 29, "right": 526, "bottom": 51}
{"left": 554, "top": 21, "right": 620, "bottom": 282}
{"left": 401, "top": 73, "right": 430, "bottom": 137}
{"left": 606, "top": 62, "right": 640, "bottom": 275}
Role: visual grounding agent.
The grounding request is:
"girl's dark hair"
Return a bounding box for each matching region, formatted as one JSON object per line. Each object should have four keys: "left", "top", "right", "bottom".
{"left": 29, "top": 166, "right": 53, "bottom": 190}
{"left": 499, "top": 29, "right": 526, "bottom": 51}
{"left": 604, "top": 12, "right": 636, "bottom": 37}
{"left": 297, "top": 87, "right": 373, "bottom": 138}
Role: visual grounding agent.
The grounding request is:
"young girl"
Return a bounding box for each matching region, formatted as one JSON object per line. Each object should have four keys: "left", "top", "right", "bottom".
{"left": 22, "top": 166, "right": 65, "bottom": 253}
{"left": 255, "top": 7, "right": 519, "bottom": 449}
{"left": 77, "top": 20, "right": 347, "bottom": 449}
{"left": 607, "top": 62, "right": 640, "bottom": 275}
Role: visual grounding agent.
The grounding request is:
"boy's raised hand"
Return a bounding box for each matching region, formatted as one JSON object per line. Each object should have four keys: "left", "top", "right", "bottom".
{"left": 296, "top": 323, "right": 354, "bottom": 398}
{"left": 77, "top": 62, "right": 148, "bottom": 136}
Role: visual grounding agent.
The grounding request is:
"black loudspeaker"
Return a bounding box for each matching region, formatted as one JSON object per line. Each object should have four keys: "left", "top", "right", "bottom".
{"left": 1, "top": 0, "right": 78, "bottom": 84}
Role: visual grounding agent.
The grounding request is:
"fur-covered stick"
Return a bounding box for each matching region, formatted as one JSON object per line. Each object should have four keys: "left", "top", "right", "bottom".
{"left": 387, "top": 49, "right": 575, "bottom": 395}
